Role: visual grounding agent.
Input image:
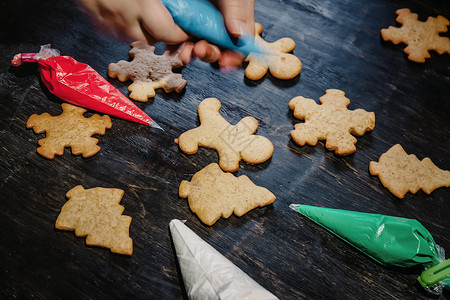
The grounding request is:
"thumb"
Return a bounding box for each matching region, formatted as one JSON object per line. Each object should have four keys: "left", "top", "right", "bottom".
{"left": 218, "top": 0, "right": 255, "bottom": 37}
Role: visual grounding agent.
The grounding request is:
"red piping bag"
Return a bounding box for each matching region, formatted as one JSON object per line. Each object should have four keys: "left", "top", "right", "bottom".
{"left": 12, "top": 45, "right": 161, "bottom": 129}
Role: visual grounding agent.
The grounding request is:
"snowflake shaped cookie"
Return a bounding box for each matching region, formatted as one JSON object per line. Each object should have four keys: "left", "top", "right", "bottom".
{"left": 289, "top": 89, "right": 375, "bottom": 155}
{"left": 27, "top": 103, "right": 112, "bottom": 159}
{"left": 381, "top": 8, "right": 450, "bottom": 62}
{"left": 108, "top": 41, "right": 187, "bottom": 101}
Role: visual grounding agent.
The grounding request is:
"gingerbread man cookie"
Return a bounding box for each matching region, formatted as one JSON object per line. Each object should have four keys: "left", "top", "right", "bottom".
{"left": 245, "top": 23, "right": 302, "bottom": 80}
{"left": 179, "top": 163, "right": 276, "bottom": 226}
{"left": 381, "top": 8, "right": 450, "bottom": 63}
{"left": 56, "top": 185, "right": 133, "bottom": 255}
{"left": 27, "top": 103, "right": 112, "bottom": 159}
{"left": 289, "top": 89, "right": 375, "bottom": 155}
{"left": 108, "top": 41, "right": 187, "bottom": 101}
{"left": 177, "top": 98, "right": 274, "bottom": 172}
{"left": 370, "top": 144, "right": 450, "bottom": 198}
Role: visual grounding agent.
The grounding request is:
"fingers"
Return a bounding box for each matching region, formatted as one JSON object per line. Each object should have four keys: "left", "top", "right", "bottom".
{"left": 193, "top": 41, "right": 221, "bottom": 63}
{"left": 178, "top": 42, "right": 195, "bottom": 65}
{"left": 196, "top": 42, "right": 244, "bottom": 69}
{"left": 218, "top": 50, "right": 244, "bottom": 70}
{"left": 179, "top": 40, "right": 242, "bottom": 71}
{"left": 217, "top": 0, "right": 255, "bottom": 37}
{"left": 179, "top": 40, "right": 222, "bottom": 65}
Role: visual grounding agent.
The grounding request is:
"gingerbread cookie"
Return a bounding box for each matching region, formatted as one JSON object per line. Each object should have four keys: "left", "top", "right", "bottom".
{"left": 245, "top": 23, "right": 302, "bottom": 80}
{"left": 108, "top": 41, "right": 187, "bottom": 102}
{"left": 289, "top": 89, "right": 375, "bottom": 155}
{"left": 179, "top": 163, "right": 276, "bottom": 226}
{"left": 56, "top": 185, "right": 133, "bottom": 255}
{"left": 26, "top": 103, "right": 112, "bottom": 159}
{"left": 176, "top": 98, "right": 274, "bottom": 172}
{"left": 369, "top": 144, "right": 450, "bottom": 198}
{"left": 381, "top": 8, "right": 450, "bottom": 63}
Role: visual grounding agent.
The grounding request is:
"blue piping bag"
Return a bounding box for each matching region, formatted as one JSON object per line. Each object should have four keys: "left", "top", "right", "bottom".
{"left": 160, "top": 0, "right": 264, "bottom": 56}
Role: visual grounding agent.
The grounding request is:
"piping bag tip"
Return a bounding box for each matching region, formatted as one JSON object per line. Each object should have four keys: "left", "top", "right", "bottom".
{"left": 238, "top": 30, "right": 274, "bottom": 60}
{"left": 289, "top": 204, "right": 301, "bottom": 211}
{"left": 150, "top": 120, "right": 164, "bottom": 131}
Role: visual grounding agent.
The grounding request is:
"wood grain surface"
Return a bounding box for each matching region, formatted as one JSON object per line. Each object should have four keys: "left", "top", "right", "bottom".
{"left": 1, "top": 0, "right": 449, "bottom": 299}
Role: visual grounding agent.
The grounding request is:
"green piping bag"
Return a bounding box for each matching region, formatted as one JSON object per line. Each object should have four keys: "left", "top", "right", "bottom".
{"left": 290, "top": 204, "right": 449, "bottom": 294}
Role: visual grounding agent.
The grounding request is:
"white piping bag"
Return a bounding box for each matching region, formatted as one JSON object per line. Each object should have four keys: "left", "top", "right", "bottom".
{"left": 169, "top": 219, "right": 278, "bottom": 300}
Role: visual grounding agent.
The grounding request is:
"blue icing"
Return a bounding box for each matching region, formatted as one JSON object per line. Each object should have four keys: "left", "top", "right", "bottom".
{"left": 161, "top": 0, "right": 261, "bottom": 56}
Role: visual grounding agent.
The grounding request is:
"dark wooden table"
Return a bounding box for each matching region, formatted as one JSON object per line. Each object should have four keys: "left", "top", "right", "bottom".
{"left": 1, "top": 0, "right": 449, "bottom": 299}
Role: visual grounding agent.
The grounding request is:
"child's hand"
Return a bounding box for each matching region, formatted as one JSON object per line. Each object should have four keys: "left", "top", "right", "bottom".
{"left": 78, "top": 0, "right": 255, "bottom": 69}
{"left": 178, "top": 0, "right": 255, "bottom": 70}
